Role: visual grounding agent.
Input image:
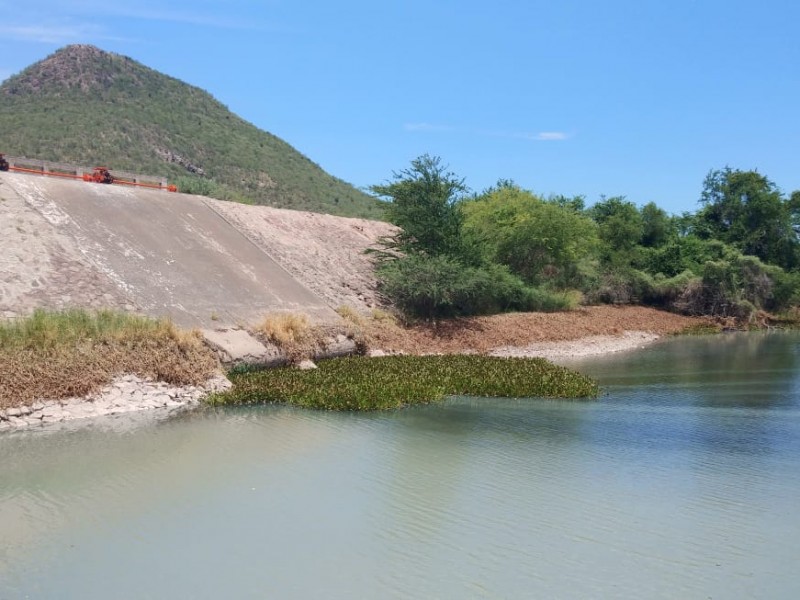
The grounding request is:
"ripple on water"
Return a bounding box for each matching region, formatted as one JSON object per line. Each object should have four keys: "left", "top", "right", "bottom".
{"left": 2, "top": 333, "right": 800, "bottom": 598}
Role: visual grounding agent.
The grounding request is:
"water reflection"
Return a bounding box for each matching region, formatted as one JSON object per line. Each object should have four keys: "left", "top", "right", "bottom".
{"left": 564, "top": 332, "right": 800, "bottom": 457}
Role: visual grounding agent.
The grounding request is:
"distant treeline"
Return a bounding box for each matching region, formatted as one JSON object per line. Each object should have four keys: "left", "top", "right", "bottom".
{"left": 370, "top": 155, "right": 800, "bottom": 321}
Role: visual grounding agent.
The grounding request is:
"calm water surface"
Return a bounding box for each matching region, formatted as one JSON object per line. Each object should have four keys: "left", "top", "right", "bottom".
{"left": 1, "top": 332, "right": 799, "bottom": 599}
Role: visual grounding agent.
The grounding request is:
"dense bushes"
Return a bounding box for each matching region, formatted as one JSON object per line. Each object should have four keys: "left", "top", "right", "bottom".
{"left": 462, "top": 185, "right": 599, "bottom": 288}
{"left": 372, "top": 156, "right": 593, "bottom": 319}
{"left": 372, "top": 157, "right": 800, "bottom": 322}
{"left": 586, "top": 253, "right": 799, "bottom": 322}
{"left": 377, "top": 255, "right": 573, "bottom": 319}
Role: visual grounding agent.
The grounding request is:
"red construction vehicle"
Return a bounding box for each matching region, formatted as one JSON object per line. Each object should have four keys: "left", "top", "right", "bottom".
{"left": 0, "top": 153, "right": 177, "bottom": 192}
{"left": 84, "top": 166, "right": 114, "bottom": 184}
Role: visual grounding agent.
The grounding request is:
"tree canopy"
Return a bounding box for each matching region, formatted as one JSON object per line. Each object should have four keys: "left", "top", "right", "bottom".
{"left": 696, "top": 167, "right": 799, "bottom": 270}
{"left": 369, "top": 155, "right": 800, "bottom": 321}
{"left": 369, "top": 154, "right": 467, "bottom": 259}
{"left": 462, "top": 185, "right": 598, "bottom": 288}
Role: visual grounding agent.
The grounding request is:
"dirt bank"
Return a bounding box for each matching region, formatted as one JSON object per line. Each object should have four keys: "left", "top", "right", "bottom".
{"left": 361, "top": 305, "right": 706, "bottom": 355}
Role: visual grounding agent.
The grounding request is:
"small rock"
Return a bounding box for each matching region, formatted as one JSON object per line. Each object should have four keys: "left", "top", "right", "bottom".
{"left": 42, "top": 405, "right": 66, "bottom": 417}
{"left": 203, "top": 375, "right": 233, "bottom": 392}
{"left": 368, "top": 349, "right": 387, "bottom": 357}
{"left": 296, "top": 359, "right": 318, "bottom": 370}
{"left": 92, "top": 399, "right": 112, "bottom": 411}
{"left": 149, "top": 394, "right": 171, "bottom": 407}
{"left": 7, "top": 408, "right": 22, "bottom": 418}
{"left": 67, "top": 405, "right": 94, "bottom": 418}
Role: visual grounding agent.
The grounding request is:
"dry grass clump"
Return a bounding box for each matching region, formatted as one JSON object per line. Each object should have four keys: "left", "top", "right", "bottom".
{"left": 254, "top": 312, "right": 332, "bottom": 361}
{"left": 0, "top": 309, "right": 218, "bottom": 409}
{"left": 335, "top": 305, "right": 414, "bottom": 353}
{"left": 257, "top": 313, "right": 311, "bottom": 347}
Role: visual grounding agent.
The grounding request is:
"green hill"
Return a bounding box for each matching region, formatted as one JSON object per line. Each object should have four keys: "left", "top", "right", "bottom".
{"left": 0, "top": 45, "right": 385, "bottom": 219}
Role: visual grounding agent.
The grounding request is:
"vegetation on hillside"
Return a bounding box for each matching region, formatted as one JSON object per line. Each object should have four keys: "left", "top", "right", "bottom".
{"left": 0, "top": 45, "right": 385, "bottom": 219}
{"left": 372, "top": 156, "right": 800, "bottom": 323}
{"left": 209, "top": 355, "right": 599, "bottom": 411}
{"left": 0, "top": 309, "right": 217, "bottom": 408}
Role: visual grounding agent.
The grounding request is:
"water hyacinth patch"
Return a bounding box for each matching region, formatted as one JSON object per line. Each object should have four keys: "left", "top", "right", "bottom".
{"left": 208, "top": 354, "right": 599, "bottom": 411}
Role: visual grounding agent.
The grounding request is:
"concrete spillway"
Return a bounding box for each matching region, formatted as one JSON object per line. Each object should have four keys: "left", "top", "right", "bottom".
{"left": 0, "top": 172, "right": 358, "bottom": 326}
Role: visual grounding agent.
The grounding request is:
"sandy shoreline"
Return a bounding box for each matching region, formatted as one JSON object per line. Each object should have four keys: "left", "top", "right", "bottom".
{"left": 491, "top": 330, "right": 662, "bottom": 361}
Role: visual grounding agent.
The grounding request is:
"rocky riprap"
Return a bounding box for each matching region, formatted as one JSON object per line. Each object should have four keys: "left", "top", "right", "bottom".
{"left": 0, "top": 373, "right": 231, "bottom": 431}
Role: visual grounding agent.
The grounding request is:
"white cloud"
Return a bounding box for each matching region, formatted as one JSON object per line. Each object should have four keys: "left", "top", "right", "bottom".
{"left": 491, "top": 130, "right": 571, "bottom": 141}
{"left": 533, "top": 131, "right": 569, "bottom": 141}
{"left": 0, "top": 24, "right": 89, "bottom": 44}
{"left": 0, "top": 23, "right": 134, "bottom": 44}
{"left": 40, "top": 1, "right": 290, "bottom": 32}
{"left": 104, "top": 6, "right": 279, "bottom": 31}
{"left": 403, "top": 122, "right": 455, "bottom": 132}
{"left": 0, "top": 1, "right": 290, "bottom": 39}
{"left": 405, "top": 123, "right": 572, "bottom": 142}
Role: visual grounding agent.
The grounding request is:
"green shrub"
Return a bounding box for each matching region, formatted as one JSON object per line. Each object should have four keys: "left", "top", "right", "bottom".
{"left": 586, "top": 268, "right": 655, "bottom": 305}
{"left": 525, "top": 287, "right": 580, "bottom": 312}
{"left": 462, "top": 186, "right": 599, "bottom": 288}
{"left": 768, "top": 268, "right": 800, "bottom": 311}
{"left": 668, "top": 254, "right": 793, "bottom": 319}
{"left": 377, "top": 255, "right": 536, "bottom": 319}
{"left": 175, "top": 176, "right": 217, "bottom": 197}
{"left": 376, "top": 255, "right": 579, "bottom": 319}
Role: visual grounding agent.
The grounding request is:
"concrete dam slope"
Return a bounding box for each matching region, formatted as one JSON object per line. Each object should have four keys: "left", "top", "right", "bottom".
{"left": 0, "top": 172, "right": 390, "bottom": 327}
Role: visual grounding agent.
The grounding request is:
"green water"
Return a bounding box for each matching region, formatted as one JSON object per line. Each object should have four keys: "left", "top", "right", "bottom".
{"left": 1, "top": 332, "right": 799, "bottom": 598}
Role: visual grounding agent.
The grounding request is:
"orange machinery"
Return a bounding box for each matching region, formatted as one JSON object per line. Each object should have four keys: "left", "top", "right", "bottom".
{"left": 0, "top": 155, "right": 178, "bottom": 192}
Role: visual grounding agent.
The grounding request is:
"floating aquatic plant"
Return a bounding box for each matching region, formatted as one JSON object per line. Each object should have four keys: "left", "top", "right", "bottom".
{"left": 208, "top": 354, "right": 598, "bottom": 411}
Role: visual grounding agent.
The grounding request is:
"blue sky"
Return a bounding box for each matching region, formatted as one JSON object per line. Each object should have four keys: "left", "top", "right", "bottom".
{"left": 1, "top": 0, "right": 798, "bottom": 214}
